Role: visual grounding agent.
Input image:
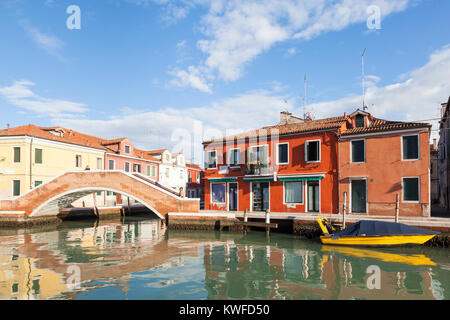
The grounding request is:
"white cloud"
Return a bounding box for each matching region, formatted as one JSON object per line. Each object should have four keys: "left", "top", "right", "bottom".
{"left": 169, "top": 66, "right": 213, "bottom": 93}
{"left": 56, "top": 89, "right": 296, "bottom": 164}
{"left": 0, "top": 80, "right": 87, "bottom": 117}
{"left": 55, "top": 44, "right": 450, "bottom": 164}
{"left": 159, "top": 0, "right": 411, "bottom": 92}
{"left": 19, "top": 19, "right": 65, "bottom": 60}
{"left": 308, "top": 45, "right": 450, "bottom": 139}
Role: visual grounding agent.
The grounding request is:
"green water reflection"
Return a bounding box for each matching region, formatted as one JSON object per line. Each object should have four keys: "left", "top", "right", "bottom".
{"left": 0, "top": 216, "right": 448, "bottom": 300}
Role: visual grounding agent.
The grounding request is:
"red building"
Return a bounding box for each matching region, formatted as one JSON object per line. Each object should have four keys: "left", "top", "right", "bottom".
{"left": 202, "top": 110, "right": 431, "bottom": 217}
{"left": 203, "top": 111, "right": 344, "bottom": 213}
{"left": 186, "top": 163, "right": 205, "bottom": 209}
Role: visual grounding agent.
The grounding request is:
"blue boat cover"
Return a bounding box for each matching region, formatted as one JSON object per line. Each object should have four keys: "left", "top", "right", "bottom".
{"left": 334, "top": 220, "right": 439, "bottom": 237}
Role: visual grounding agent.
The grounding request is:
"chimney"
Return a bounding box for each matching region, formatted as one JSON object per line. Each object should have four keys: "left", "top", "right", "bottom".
{"left": 280, "top": 111, "right": 292, "bottom": 125}
{"left": 6, "top": 124, "right": 10, "bottom": 130}
{"left": 433, "top": 138, "right": 437, "bottom": 149}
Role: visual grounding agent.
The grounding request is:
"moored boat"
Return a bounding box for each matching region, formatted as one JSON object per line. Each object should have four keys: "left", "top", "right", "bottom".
{"left": 316, "top": 218, "right": 439, "bottom": 247}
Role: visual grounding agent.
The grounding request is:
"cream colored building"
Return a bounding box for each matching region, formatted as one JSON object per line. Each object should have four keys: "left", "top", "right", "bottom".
{"left": 0, "top": 125, "right": 105, "bottom": 200}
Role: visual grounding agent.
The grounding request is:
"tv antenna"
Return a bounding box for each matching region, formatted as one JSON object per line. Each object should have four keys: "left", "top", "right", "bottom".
{"left": 361, "top": 48, "right": 367, "bottom": 111}
{"left": 303, "top": 73, "right": 307, "bottom": 119}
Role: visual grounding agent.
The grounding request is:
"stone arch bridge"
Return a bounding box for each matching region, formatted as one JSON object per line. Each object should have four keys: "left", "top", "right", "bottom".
{"left": 0, "top": 171, "right": 199, "bottom": 219}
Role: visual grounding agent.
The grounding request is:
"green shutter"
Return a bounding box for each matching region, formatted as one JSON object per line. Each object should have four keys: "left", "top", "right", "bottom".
{"left": 35, "top": 149, "right": 42, "bottom": 164}
{"left": 13, "top": 180, "right": 20, "bottom": 196}
{"left": 14, "top": 147, "right": 20, "bottom": 163}
{"left": 34, "top": 181, "right": 43, "bottom": 187}
{"left": 147, "top": 166, "right": 151, "bottom": 176}
{"left": 152, "top": 166, "right": 156, "bottom": 176}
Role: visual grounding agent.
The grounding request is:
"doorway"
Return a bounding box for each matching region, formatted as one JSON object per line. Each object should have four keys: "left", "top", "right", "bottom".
{"left": 307, "top": 181, "right": 320, "bottom": 212}
{"left": 228, "top": 183, "right": 238, "bottom": 211}
{"left": 252, "top": 182, "right": 270, "bottom": 212}
{"left": 351, "top": 179, "right": 367, "bottom": 213}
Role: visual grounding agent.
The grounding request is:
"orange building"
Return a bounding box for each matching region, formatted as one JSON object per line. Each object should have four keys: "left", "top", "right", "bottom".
{"left": 338, "top": 109, "right": 431, "bottom": 217}
{"left": 202, "top": 110, "right": 431, "bottom": 217}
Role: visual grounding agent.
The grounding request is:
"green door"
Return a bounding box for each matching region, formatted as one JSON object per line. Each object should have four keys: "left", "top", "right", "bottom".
{"left": 351, "top": 179, "right": 367, "bottom": 213}
{"left": 307, "top": 181, "right": 320, "bottom": 212}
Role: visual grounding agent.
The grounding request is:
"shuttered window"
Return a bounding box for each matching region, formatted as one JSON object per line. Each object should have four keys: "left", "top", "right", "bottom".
{"left": 13, "top": 147, "right": 20, "bottom": 163}
{"left": 305, "top": 140, "right": 320, "bottom": 162}
{"left": 403, "top": 177, "right": 419, "bottom": 202}
{"left": 13, "top": 180, "right": 20, "bottom": 196}
{"left": 35, "top": 149, "right": 42, "bottom": 164}
{"left": 351, "top": 140, "right": 365, "bottom": 163}
{"left": 205, "top": 150, "right": 217, "bottom": 169}
{"left": 227, "top": 148, "right": 240, "bottom": 166}
{"left": 403, "top": 135, "right": 419, "bottom": 160}
{"left": 277, "top": 143, "right": 289, "bottom": 164}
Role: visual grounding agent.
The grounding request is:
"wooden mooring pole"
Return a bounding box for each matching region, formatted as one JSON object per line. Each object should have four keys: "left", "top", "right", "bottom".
{"left": 395, "top": 193, "right": 399, "bottom": 223}
{"left": 265, "top": 209, "right": 270, "bottom": 237}
{"left": 343, "top": 192, "right": 347, "bottom": 229}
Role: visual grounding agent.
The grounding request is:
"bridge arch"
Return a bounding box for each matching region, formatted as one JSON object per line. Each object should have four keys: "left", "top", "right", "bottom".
{"left": 0, "top": 171, "right": 199, "bottom": 219}
{"left": 30, "top": 186, "right": 166, "bottom": 219}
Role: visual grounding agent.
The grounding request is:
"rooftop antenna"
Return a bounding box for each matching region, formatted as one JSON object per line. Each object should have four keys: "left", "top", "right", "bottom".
{"left": 303, "top": 73, "right": 307, "bottom": 119}
{"left": 361, "top": 48, "right": 367, "bottom": 111}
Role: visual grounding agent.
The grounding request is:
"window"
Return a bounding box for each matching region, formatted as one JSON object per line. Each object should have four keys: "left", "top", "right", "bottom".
{"left": 147, "top": 166, "right": 151, "bottom": 176}
{"left": 180, "top": 170, "right": 183, "bottom": 179}
{"left": 165, "top": 154, "right": 170, "bottom": 162}
{"left": 305, "top": 140, "right": 320, "bottom": 163}
{"left": 34, "top": 181, "right": 42, "bottom": 188}
{"left": 227, "top": 148, "right": 241, "bottom": 166}
{"left": 188, "top": 173, "right": 192, "bottom": 183}
{"left": 125, "top": 145, "right": 130, "bottom": 154}
{"left": 403, "top": 135, "right": 419, "bottom": 160}
{"left": 284, "top": 181, "right": 303, "bottom": 204}
{"left": 196, "top": 172, "right": 200, "bottom": 184}
{"left": 75, "top": 155, "right": 82, "bottom": 168}
{"left": 247, "top": 145, "right": 268, "bottom": 164}
{"left": 351, "top": 140, "right": 365, "bottom": 163}
{"left": 355, "top": 114, "right": 364, "bottom": 128}
{"left": 107, "top": 191, "right": 113, "bottom": 196}
{"left": 133, "top": 163, "right": 141, "bottom": 173}
{"left": 211, "top": 183, "right": 226, "bottom": 203}
{"left": 277, "top": 143, "right": 289, "bottom": 164}
{"left": 13, "top": 180, "right": 20, "bottom": 196}
{"left": 205, "top": 150, "right": 217, "bottom": 169}
{"left": 125, "top": 162, "right": 130, "bottom": 172}
{"left": 35, "top": 148, "right": 42, "bottom": 164}
{"left": 403, "top": 177, "right": 419, "bottom": 202}
{"left": 13, "top": 147, "right": 20, "bottom": 163}
{"left": 165, "top": 168, "right": 170, "bottom": 178}
{"left": 97, "top": 158, "right": 102, "bottom": 170}
{"left": 108, "top": 160, "right": 115, "bottom": 170}
{"left": 96, "top": 191, "right": 102, "bottom": 196}
{"left": 152, "top": 166, "right": 156, "bottom": 176}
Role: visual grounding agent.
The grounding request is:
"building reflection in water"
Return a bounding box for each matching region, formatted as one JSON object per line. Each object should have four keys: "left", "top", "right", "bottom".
{"left": 0, "top": 224, "right": 449, "bottom": 300}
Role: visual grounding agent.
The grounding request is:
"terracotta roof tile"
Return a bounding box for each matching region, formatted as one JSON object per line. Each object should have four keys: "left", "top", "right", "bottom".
{"left": 203, "top": 116, "right": 346, "bottom": 144}
{"left": 340, "top": 118, "right": 431, "bottom": 136}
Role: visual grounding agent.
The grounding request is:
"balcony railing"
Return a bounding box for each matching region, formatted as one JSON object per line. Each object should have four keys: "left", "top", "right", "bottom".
{"left": 245, "top": 163, "right": 271, "bottom": 175}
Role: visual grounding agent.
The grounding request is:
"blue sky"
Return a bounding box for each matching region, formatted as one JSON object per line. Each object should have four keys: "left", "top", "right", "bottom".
{"left": 0, "top": 0, "right": 449, "bottom": 163}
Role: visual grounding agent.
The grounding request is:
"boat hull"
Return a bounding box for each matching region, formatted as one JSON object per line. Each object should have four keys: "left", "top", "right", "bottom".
{"left": 320, "top": 234, "right": 436, "bottom": 247}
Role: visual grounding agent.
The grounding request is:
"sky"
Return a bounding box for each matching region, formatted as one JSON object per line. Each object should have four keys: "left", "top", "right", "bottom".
{"left": 0, "top": 0, "right": 449, "bottom": 165}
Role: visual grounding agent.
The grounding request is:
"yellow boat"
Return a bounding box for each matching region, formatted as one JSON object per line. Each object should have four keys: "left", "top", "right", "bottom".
{"left": 316, "top": 218, "right": 439, "bottom": 247}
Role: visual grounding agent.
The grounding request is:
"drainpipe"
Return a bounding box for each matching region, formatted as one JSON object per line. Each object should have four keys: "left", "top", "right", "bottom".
{"left": 29, "top": 137, "right": 33, "bottom": 190}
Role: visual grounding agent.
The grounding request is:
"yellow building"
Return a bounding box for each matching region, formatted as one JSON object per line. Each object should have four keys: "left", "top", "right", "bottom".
{"left": 0, "top": 125, "right": 105, "bottom": 199}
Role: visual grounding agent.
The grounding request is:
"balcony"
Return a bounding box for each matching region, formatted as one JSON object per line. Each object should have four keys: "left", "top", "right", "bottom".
{"left": 245, "top": 163, "right": 272, "bottom": 176}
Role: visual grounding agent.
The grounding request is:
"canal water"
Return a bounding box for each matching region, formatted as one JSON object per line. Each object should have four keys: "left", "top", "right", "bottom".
{"left": 0, "top": 216, "right": 449, "bottom": 300}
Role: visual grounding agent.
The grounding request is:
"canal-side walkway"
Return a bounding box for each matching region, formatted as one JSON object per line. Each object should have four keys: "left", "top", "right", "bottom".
{"left": 169, "top": 210, "right": 450, "bottom": 230}
{"left": 167, "top": 210, "right": 450, "bottom": 247}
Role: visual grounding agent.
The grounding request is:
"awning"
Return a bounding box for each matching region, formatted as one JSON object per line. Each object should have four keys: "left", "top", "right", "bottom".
{"left": 208, "top": 177, "right": 237, "bottom": 182}
{"left": 243, "top": 177, "right": 274, "bottom": 182}
{"left": 278, "top": 176, "right": 324, "bottom": 182}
